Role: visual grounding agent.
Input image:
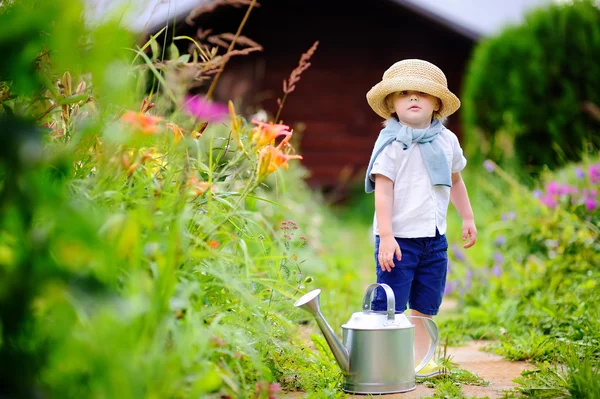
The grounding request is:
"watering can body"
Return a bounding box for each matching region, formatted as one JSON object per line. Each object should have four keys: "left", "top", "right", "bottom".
{"left": 294, "top": 283, "right": 439, "bottom": 394}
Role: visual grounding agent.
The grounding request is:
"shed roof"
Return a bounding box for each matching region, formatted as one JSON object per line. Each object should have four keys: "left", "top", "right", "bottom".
{"left": 85, "top": 0, "right": 555, "bottom": 39}
{"left": 392, "top": 0, "right": 553, "bottom": 40}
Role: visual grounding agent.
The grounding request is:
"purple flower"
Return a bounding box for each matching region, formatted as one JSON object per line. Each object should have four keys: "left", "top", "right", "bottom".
{"left": 183, "top": 96, "right": 228, "bottom": 122}
{"left": 493, "top": 264, "right": 502, "bottom": 277}
{"left": 465, "top": 269, "right": 472, "bottom": 289}
{"left": 585, "top": 198, "right": 598, "bottom": 211}
{"left": 533, "top": 189, "right": 543, "bottom": 198}
{"left": 502, "top": 212, "right": 516, "bottom": 221}
{"left": 452, "top": 244, "right": 465, "bottom": 262}
{"left": 495, "top": 235, "right": 506, "bottom": 246}
{"left": 444, "top": 280, "right": 457, "bottom": 295}
{"left": 575, "top": 167, "right": 585, "bottom": 179}
{"left": 493, "top": 251, "right": 504, "bottom": 264}
{"left": 483, "top": 160, "right": 496, "bottom": 173}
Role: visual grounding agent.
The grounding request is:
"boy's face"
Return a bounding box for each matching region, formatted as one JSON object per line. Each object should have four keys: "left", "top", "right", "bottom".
{"left": 391, "top": 90, "right": 440, "bottom": 129}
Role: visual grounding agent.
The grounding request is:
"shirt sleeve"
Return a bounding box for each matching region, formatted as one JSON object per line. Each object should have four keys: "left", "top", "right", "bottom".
{"left": 448, "top": 130, "right": 467, "bottom": 173}
{"left": 370, "top": 143, "right": 399, "bottom": 183}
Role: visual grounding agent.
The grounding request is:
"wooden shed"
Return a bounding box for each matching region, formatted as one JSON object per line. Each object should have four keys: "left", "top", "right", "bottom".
{"left": 182, "top": 0, "right": 474, "bottom": 190}
{"left": 87, "top": 0, "right": 552, "bottom": 190}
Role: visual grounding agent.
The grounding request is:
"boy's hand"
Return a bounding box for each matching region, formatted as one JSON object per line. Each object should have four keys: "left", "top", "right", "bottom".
{"left": 462, "top": 219, "right": 477, "bottom": 248}
{"left": 378, "top": 235, "right": 402, "bottom": 272}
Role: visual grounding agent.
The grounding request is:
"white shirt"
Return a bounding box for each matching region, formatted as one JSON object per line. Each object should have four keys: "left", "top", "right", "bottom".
{"left": 370, "top": 128, "right": 467, "bottom": 238}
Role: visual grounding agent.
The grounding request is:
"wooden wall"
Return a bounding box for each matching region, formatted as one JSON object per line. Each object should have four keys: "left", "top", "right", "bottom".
{"left": 182, "top": 0, "right": 475, "bottom": 190}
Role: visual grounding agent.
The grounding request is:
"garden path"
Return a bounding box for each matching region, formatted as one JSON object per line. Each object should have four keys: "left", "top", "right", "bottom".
{"left": 289, "top": 296, "right": 531, "bottom": 398}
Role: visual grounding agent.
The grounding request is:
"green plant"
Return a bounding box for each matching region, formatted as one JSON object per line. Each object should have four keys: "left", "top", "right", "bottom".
{"left": 442, "top": 158, "right": 600, "bottom": 396}
{"left": 462, "top": 0, "right": 600, "bottom": 173}
{"left": 0, "top": 0, "right": 339, "bottom": 397}
{"left": 515, "top": 348, "right": 600, "bottom": 398}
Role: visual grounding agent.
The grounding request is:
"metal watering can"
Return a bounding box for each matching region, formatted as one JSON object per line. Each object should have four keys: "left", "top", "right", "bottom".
{"left": 294, "top": 283, "right": 439, "bottom": 394}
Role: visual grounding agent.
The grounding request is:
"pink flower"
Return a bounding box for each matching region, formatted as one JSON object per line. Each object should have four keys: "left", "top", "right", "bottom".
{"left": 545, "top": 181, "right": 559, "bottom": 195}
{"left": 585, "top": 198, "right": 597, "bottom": 211}
{"left": 183, "top": 96, "right": 228, "bottom": 122}
{"left": 255, "top": 381, "right": 281, "bottom": 399}
{"left": 269, "top": 382, "right": 281, "bottom": 398}
{"left": 540, "top": 194, "right": 557, "bottom": 209}
{"left": 589, "top": 164, "right": 600, "bottom": 184}
{"left": 546, "top": 181, "right": 571, "bottom": 196}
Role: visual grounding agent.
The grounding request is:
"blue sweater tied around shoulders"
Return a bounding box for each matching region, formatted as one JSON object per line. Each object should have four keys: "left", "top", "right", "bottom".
{"left": 364, "top": 118, "right": 452, "bottom": 193}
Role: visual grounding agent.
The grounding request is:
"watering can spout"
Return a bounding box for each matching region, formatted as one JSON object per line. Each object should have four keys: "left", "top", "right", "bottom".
{"left": 294, "top": 289, "right": 350, "bottom": 373}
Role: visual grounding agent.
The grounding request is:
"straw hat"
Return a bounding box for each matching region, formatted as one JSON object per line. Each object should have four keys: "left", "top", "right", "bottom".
{"left": 366, "top": 59, "right": 460, "bottom": 119}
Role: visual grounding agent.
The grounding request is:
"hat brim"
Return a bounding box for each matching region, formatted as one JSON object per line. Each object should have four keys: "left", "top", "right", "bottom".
{"left": 366, "top": 76, "right": 461, "bottom": 119}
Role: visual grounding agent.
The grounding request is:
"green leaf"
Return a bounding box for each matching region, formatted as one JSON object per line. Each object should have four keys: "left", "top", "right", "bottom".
{"left": 168, "top": 42, "right": 179, "bottom": 60}
{"left": 177, "top": 54, "right": 190, "bottom": 63}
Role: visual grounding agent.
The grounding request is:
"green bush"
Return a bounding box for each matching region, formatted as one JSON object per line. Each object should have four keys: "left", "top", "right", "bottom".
{"left": 462, "top": 0, "right": 600, "bottom": 173}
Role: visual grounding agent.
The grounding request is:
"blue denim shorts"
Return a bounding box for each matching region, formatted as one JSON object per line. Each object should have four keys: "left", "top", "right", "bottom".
{"left": 371, "top": 230, "right": 448, "bottom": 315}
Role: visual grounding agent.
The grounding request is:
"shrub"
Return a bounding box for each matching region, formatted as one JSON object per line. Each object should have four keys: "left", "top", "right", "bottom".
{"left": 445, "top": 157, "right": 600, "bottom": 394}
{"left": 462, "top": 0, "right": 600, "bottom": 173}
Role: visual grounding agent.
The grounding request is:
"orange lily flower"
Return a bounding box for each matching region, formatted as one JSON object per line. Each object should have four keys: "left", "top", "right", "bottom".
{"left": 251, "top": 119, "right": 292, "bottom": 148}
{"left": 187, "top": 176, "right": 216, "bottom": 196}
{"left": 258, "top": 142, "right": 303, "bottom": 180}
{"left": 166, "top": 122, "right": 185, "bottom": 142}
{"left": 121, "top": 111, "right": 163, "bottom": 135}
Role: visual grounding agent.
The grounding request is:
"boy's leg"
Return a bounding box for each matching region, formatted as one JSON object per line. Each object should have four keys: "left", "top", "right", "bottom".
{"left": 371, "top": 236, "right": 421, "bottom": 313}
{"left": 408, "top": 231, "right": 448, "bottom": 316}
{"left": 410, "top": 309, "right": 433, "bottom": 365}
{"left": 408, "top": 231, "right": 448, "bottom": 372}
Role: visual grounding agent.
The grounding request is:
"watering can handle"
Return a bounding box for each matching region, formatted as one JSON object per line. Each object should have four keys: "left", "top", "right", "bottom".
{"left": 362, "top": 283, "right": 395, "bottom": 321}
{"left": 410, "top": 316, "right": 440, "bottom": 374}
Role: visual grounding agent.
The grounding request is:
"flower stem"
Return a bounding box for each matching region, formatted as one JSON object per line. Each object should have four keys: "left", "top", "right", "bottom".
{"left": 205, "top": 0, "right": 258, "bottom": 101}
{"left": 274, "top": 93, "right": 288, "bottom": 123}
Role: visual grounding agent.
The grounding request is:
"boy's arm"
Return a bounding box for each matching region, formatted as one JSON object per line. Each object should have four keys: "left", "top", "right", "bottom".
{"left": 450, "top": 172, "right": 477, "bottom": 248}
{"left": 375, "top": 175, "right": 402, "bottom": 272}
